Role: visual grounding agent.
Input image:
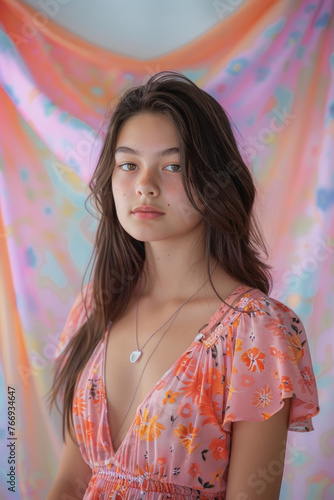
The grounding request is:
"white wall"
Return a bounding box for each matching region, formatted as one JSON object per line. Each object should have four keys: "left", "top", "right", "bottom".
{"left": 22, "top": 0, "right": 247, "bottom": 58}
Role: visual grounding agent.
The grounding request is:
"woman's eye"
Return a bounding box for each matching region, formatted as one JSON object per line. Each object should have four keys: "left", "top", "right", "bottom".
{"left": 119, "top": 163, "right": 137, "bottom": 171}
{"left": 165, "top": 164, "right": 181, "bottom": 172}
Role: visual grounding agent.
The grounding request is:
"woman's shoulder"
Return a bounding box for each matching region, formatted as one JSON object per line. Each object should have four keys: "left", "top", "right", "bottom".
{"left": 54, "top": 281, "right": 94, "bottom": 359}
{"left": 214, "top": 285, "right": 309, "bottom": 350}
{"left": 233, "top": 285, "right": 303, "bottom": 321}
{"left": 223, "top": 285, "right": 312, "bottom": 369}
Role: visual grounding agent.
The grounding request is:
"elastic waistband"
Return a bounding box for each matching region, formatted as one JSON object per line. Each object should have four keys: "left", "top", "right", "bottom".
{"left": 91, "top": 467, "right": 225, "bottom": 498}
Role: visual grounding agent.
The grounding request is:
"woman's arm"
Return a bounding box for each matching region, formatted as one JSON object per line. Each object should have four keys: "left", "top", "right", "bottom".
{"left": 46, "top": 423, "right": 92, "bottom": 500}
{"left": 225, "top": 398, "right": 291, "bottom": 500}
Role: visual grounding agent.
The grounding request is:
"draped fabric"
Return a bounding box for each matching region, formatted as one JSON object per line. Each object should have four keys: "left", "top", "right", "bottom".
{"left": 0, "top": 0, "right": 332, "bottom": 498}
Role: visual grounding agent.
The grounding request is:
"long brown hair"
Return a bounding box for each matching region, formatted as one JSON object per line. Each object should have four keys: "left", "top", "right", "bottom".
{"left": 47, "top": 70, "right": 272, "bottom": 442}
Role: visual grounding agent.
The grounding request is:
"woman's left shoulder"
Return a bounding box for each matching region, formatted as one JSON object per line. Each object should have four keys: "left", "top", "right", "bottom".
{"left": 237, "top": 286, "right": 305, "bottom": 325}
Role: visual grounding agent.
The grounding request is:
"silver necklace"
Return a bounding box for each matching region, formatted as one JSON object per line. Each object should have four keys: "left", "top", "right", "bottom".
{"left": 129, "top": 264, "right": 216, "bottom": 363}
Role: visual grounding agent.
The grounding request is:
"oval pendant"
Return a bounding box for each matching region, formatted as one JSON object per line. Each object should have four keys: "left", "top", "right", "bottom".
{"left": 130, "top": 349, "right": 142, "bottom": 363}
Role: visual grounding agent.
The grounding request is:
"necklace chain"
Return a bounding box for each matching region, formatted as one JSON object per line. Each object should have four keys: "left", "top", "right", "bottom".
{"left": 112, "top": 262, "right": 218, "bottom": 443}
{"left": 130, "top": 270, "right": 214, "bottom": 363}
{"left": 113, "top": 309, "right": 181, "bottom": 444}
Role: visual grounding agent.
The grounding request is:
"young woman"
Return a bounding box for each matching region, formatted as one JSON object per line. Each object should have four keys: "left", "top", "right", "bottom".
{"left": 47, "top": 71, "right": 319, "bottom": 500}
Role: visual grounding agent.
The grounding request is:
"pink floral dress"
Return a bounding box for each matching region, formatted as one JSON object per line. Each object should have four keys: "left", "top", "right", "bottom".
{"left": 55, "top": 283, "right": 320, "bottom": 499}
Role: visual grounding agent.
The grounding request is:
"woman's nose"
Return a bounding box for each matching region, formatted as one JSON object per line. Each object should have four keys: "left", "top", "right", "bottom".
{"left": 136, "top": 170, "right": 160, "bottom": 197}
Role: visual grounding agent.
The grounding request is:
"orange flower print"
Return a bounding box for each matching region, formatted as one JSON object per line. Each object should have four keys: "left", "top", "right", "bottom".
{"left": 232, "top": 314, "right": 241, "bottom": 328}
{"left": 177, "top": 402, "right": 193, "bottom": 419}
{"left": 179, "top": 370, "right": 204, "bottom": 404}
{"left": 240, "top": 374, "right": 255, "bottom": 387}
{"left": 265, "top": 314, "right": 287, "bottom": 339}
{"left": 206, "top": 367, "right": 224, "bottom": 395}
{"left": 241, "top": 347, "right": 265, "bottom": 372}
{"left": 198, "top": 395, "right": 220, "bottom": 426}
{"left": 252, "top": 385, "right": 273, "bottom": 409}
{"left": 273, "top": 369, "right": 279, "bottom": 379}
{"left": 134, "top": 408, "right": 166, "bottom": 442}
{"left": 279, "top": 376, "right": 293, "bottom": 393}
{"left": 174, "top": 422, "right": 200, "bottom": 454}
{"left": 287, "top": 333, "right": 304, "bottom": 364}
{"left": 75, "top": 424, "right": 84, "bottom": 445}
{"left": 211, "top": 468, "right": 223, "bottom": 488}
{"left": 262, "top": 412, "right": 272, "bottom": 420}
{"left": 156, "top": 457, "right": 166, "bottom": 480}
{"left": 235, "top": 338, "right": 243, "bottom": 352}
{"left": 277, "top": 302, "right": 291, "bottom": 313}
{"left": 243, "top": 299, "right": 266, "bottom": 316}
{"left": 212, "top": 400, "right": 220, "bottom": 414}
{"left": 84, "top": 418, "right": 95, "bottom": 444}
{"left": 299, "top": 367, "right": 315, "bottom": 395}
{"left": 223, "top": 412, "right": 236, "bottom": 425}
{"left": 301, "top": 366, "right": 315, "bottom": 386}
{"left": 136, "top": 461, "right": 155, "bottom": 476}
{"left": 270, "top": 346, "right": 289, "bottom": 364}
{"left": 226, "top": 377, "right": 236, "bottom": 402}
{"left": 162, "top": 390, "right": 180, "bottom": 405}
{"left": 73, "top": 388, "right": 86, "bottom": 416}
{"left": 227, "top": 331, "right": 242, "bottom": 356}
{"left": 188, "top": 463, "right": 200, "bottom": 479}
{"left": 209, "top": 436, "right": 228, "bottom": 461}
{"left": 174, "top": 353, "right": 198, "bottom": 378}
{"left": 226, "top": 376, "right": 232, "bottom": 392}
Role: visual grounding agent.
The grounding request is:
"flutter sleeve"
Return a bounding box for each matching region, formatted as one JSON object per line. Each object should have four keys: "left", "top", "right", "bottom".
{"left": 54, "top": 281, "right": 93, "bottom": 361}
{"left": 222, "top": 294, "right": 320, "bottom": 432}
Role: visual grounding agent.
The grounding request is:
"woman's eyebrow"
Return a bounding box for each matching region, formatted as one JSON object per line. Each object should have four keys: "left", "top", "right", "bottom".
{"left": 115, "top": 146, "right": 180, "bottom": 157}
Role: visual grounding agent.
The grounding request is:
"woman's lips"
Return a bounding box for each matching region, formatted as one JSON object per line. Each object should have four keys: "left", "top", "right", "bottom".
{"left": 132, "top": 211, "right": 165, "bottom": 219}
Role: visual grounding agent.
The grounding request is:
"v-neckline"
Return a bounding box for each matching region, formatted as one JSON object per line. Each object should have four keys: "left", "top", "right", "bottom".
{"left": 101, "top": 284, "right": 249, "bottom": 457}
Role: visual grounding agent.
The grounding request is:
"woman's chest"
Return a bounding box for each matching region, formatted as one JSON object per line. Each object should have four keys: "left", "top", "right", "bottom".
{"left": 73, "top": 298, "right": 240, "bottom": 477}
{"left": 104, "top": 299, "right": 224, "bottom": 454}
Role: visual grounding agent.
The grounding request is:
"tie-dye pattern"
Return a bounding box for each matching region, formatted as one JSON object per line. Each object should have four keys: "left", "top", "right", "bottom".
{"left": 0, "top": 0, "right": 332, "bottom": 498}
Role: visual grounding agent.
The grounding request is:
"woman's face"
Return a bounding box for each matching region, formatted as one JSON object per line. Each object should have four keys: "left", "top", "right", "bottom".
{"left": 111, "top": 112, "right": 203, "bottom": 243}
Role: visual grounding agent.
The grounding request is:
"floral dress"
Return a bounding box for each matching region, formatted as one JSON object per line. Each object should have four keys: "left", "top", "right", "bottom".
{"left": 54, "top": 283, "right": 320, "bottom": 499}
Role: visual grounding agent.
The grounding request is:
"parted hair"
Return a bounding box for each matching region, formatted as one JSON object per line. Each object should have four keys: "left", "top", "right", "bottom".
{"left": 47, "top": 70, "right": 272, "bottom": 443}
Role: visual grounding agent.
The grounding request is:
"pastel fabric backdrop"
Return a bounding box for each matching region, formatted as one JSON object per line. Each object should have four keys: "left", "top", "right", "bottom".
{"left": 0, "top": 0, "right": 333, "bottom": 498}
